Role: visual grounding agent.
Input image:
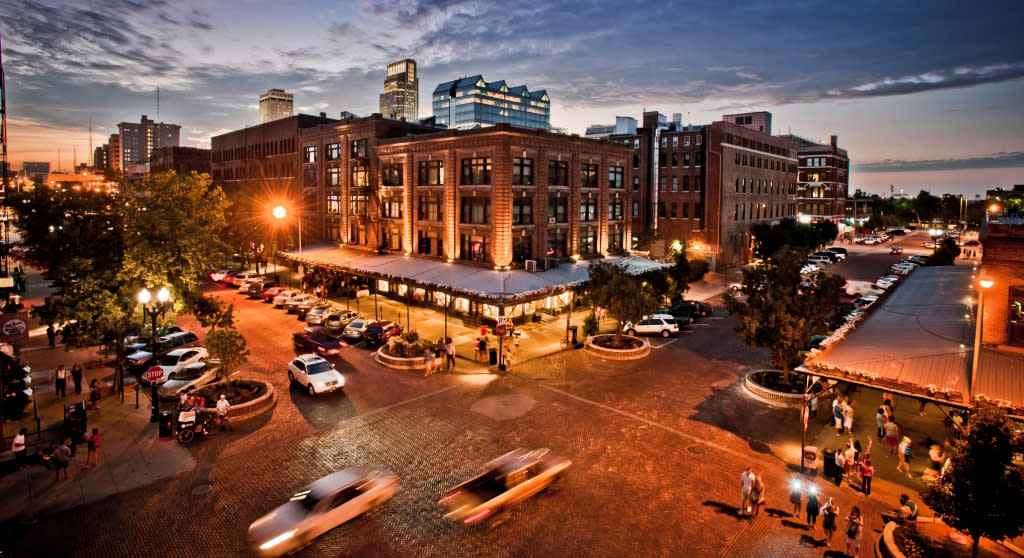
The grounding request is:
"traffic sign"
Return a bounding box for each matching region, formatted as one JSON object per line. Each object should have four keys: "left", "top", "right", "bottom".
{"left": 144, "top": 366, "right": 164, "bottom": 383}
{"left": 495, "top": 325, "right": 506, "bottom": 337}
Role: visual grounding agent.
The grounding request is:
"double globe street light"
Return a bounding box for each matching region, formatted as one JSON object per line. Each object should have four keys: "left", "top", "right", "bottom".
{"left": 138, "top": 286, "right": 171, "bottom": 423}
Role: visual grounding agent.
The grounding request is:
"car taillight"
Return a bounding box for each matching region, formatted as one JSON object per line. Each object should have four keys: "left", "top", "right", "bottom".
{"left": 438, "top": 490, "right": 462, "bottom": 504}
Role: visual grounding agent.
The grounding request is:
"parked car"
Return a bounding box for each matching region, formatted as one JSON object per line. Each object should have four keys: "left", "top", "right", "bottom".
{"left": 287, "top": 354, "right": 345, "bottom": 396}
{"left": 293, "top": 327, "right": 345, "bottom": 356}
{"left": 296, "top": 299, "right": 329, "bottom": 320}
{"left": 127, "top": 331, "right": 199, "bottom": 371}
{"left": 439, "top": 448, "right": 571, "bottom": 525}
{"left": 248, "top": 281, "right": 278, "bottom": 298}
{"left": 158, "top": 361, "right": 218, "bottom": 400}
{"left": 655, "top": 308, "right": 694, "bottom": 326}
{"left": 807, "top": 255, "right": 831, "bottom": 266}
{"left": 875, "top": 275, "right": 901, "bottom": 289}
{"left": 889, "top": 246, "right": 904, "bottom": 255}
{"left": 891, "top": 264, "right": 916, "bottom": 276}
{"left": 812, "top": 251, "right": 840, "bottom": 263}
{"left": 210, "top": 269, "right": 235, "bottom": 283}
{"left": 853, "top": 297, "right": 877, "bottom": 310}
{"left": 144, "top": 346, "right": 209, "bottom": 385}
{"left": 807, "top": 334, "right": 829, "bottom": 350}
{"left": 362, "top": 321, "right": 402, "bottom": 346}
{"left": 906, "top": 254, "right": 929, "bottom": 264}
{"left": 238, "top": 276, "right": 267, "bottom": 294}
{"left": 342, "top": 319, "right": 369, "bottom": 341}
{"left": 305, "top": 306, "right": 334, "bottom": 326}
{"left": 624, "top": 315, "right": 679, "bottom": 338}
{"left": 824, "top": 246, "right": 848, "bottom": 258}
{"left": 232, "top": 271, "right": 263, "bottom": 286}
{"left": 676, "top": 300, "right": 712, "bottom": 317}
{"left": 247, "top": 468, "right": 398, "bottom": 557}
{"left": 260, "top": 286, "right": 286, "bottom": 302}
{"left": 273, "top": 290, "right": 300, "bottom": 308}
{"left": 323, "top": 311, "right": 360, "bottom": 332}
{"left": 285, "top": 293, "right": 315, "bottom": 313}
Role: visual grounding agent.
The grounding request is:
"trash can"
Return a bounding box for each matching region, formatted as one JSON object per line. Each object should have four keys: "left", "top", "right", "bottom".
{"left": 158, "top": 411, "right": 174, "bottom": 438}
{"left": 64, "top": 401, "right": 88, "bottom": 443}
{"left": 822, "top": 448, "right": 836, "bottom": 478}
{"left": 568, "top": 325, "right": 578, "bottom": 345}
{"left": 489, "top": 348, "right": 498, "bottom": 365}
{"left": 803, "top": 446, "right": 819, "bottom": 474}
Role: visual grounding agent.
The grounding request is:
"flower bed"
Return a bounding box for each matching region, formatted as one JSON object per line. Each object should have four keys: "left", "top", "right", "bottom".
{"left": 193, "top": 379, "right": 275, "bottom": 421}
{"left": 879, "top": 518, "right": 1021, "bottom": 558}
{"left": 584, "top": 334, "right": 649, "bottom": 360}
{"left": 374, "top": 333, "right": 436, "bottom": 371}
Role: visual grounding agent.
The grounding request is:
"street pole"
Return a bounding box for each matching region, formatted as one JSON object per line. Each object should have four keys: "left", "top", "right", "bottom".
{"left": 971, "top": 280, "right": 993, "bottom": 393}
{"left": 148, "top": 306, "right": 159, "bottom": 423}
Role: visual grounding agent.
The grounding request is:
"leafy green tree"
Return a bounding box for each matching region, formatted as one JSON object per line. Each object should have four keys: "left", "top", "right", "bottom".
{"left": 913, "top": 189, "right": 943, "bottom": 222}
{"left": 204, "top": 327, "right": 250, "bottom": 381}
{"left": 927, "top": 237, "right": 961, "bottom": 266}
{"left": 582, "top": 312, "right": 599, "bottom": 337}
{"left": 586, "top": 262, "right": 659, "bottom": 346}
{"left": 922, "top": 406, "right": 1024, "bottom": 558}
{"left": 723, "top": 248, "right": 844, "bottom": 371}
{"left": 751, "top": 218, "right": 838, "bottom": 259}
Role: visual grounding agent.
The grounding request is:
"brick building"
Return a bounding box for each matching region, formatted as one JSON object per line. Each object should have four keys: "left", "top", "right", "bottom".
{"left": 778, "top": 134, "right": 849, "bottom": 223}
{"left": 151, "top": 146, "right": 211, "bottom": 175}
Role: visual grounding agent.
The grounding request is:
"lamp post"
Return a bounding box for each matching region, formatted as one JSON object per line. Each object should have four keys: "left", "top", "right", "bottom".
{"left": 273, "top": 204, "right": 302, "bottom": 285}
{"left": 971, "top": 279, "right": 993, "bottom": 394}
{"left": 138, "top": 287, "right": 170, "bottom": 423}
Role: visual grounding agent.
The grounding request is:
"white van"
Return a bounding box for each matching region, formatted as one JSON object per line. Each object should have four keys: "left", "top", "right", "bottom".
{"left": 845, "top": 280, "right": 883, "bottom": 297}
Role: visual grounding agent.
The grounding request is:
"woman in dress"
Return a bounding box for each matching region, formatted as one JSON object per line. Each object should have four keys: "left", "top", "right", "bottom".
{"left": 805, "top": 487, "right": 821, "bottom": 531}
{"left": 821, "top": 497, "right": 840, "bottom": 548}
{"left": 749, "top": 474, "right": 765, "bottom": 519}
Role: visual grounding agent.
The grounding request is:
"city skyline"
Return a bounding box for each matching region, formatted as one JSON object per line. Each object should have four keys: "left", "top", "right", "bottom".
{"left": 1, "top": 0, "right": 1022, "bottom": 196}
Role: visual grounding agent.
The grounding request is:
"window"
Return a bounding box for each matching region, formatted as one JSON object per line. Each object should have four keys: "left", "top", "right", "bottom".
{"left": 351, "top": 140, "right": 367, "bottom": 158}
{"left": 326, "top": 191, "right": 341, "bottom": 215}
{"left": 382, "top": 163, "right": 403, "bottom": 186}
{"left": 512, "top": 197, "right": 533, "bottom": 225}
{"left": 660, "top": 137, "right": 667, "bottom": 148}
{"left": 460, "top": 234, "right": 488, "bottom": 262}
{"left": 579, "top": 230, "right": 596, "bottom": 256}
{"left": 684, "top": 136, "right": 691, "bottom": 147}
{"left": 659, "top": 177, "right": 666, "bottom": 192}
{"left": 671, "top": 153, "right": 678, "bottom": 167}
{"left": 547, "top": 197, "right": 568, "bottom": 223}
{"left": 735, "top": 153, "right": 741, "bottom": 164}
{"left": 633, "top": 176, "right": 640, "bottom": 192}
{"left": 581, "top": 164, "right": 599, "bottom": 188}
{"left": 658, "top": 201, "right": 666, "bottom": 218}
{"left": 609, "top": 229, "right": 623, "bottom": 252}
{"left": 546, "top": 230, "right": 567, "bottom": 258}
{"left": 512, "top": 158, "right": 534, "bottom": 185}
{"left": 461, "top": 157, "right": 491, "bottom": 185}
{"left": 548, "top": 161, "right": 568, "bottom": 186}
{"left": 351, "top": 164, "right": 368, "bottom": 187}
{"left": 670, "top": 202, "right": 677, "bottom": 218}
{"left": 633, "top": 139, "right": 639, "bottom": 149}
{"left": 382, "top": 195, "right": 403, "bottom": 219}
{"left": 742, "top": 178, "right": 746, "bottom": 193}
{"left": 460, "top": 197, "right": 490, "bottom": 224}
{"left": 580, "top": 197, "right": 597, "bottom": 222}
{"left": 326, "top": 143, "right": 341, "bottom": 161}
{"left": 418, "top": 195, "right": 441, "bottom": 221}
{"left": 608, "top": 198, "right": 623, "bottom": 220}
{"left": 735, "top": 178, "right": 740, "bottom": 192}
{"left": 742, "top": 155, "right": 748, "bottom": 166}
{"left": 696, "top": 135, "right": 702, "bottom": 146}
{"left": 682, "top": 202, "right": 689, "bottom": 218}
{"left": 303, "top": 167, "right": 315, "bottom": 188}
{"left": 632, "top": 154, "right": 639, "bottom": 169}
{"left": 417, "top": 230, "right": 442, "bottom": 256}
{"left": 632, "top": 201, "right": 640, "bottom": 217}
{"left": 303, "top": 145, "right": 317, "bottom": 164}
{"left": 512, "top": 235, "right": 532, "bottom": 264}
{"left": 695, "top": 152, "right": 704, "bottom": 166}
{"left": 694, "top": 203, "right": 703, "bottom": 220}
{"left": 609, "top": 166, "right": 624, "bottom": 189}
{"left": 672, "top": 137, "right": 678, "bottom": 147}
{"left": 349, "top": 194, "right": 367, "bottom": 216}
{"left": 659, "top": 153, "right": 666, "bottom": 167}
{"left": 682, "top": 176, "right": 690, "bottom": 191}
{"left": 695, "top": 176, "right": 703, "bottom": 191}
{"left": 418, "top": 161, "right": 444, "bottom": 185}
{"left": 327, "top": 167, "right": 340, "bottom": 186}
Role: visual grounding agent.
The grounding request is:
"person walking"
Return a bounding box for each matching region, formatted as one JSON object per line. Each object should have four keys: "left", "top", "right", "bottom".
{"left": 843, "top": 441, "right": 857, "bottom": 475}
{"left": 84, "top": 428, "right": 100, "bottom": 469}
{"left": 46, "top": 323, "right": 56, "bottom": 348}
{"left": 833, "top": 447, "right": 846, "bottom": 486}
{"left": 749, "top": 474, "right": 765, "bottom": 519}
{"left": 54, "top": 364, "right": 68, "bottom": 398}
{"left": 845, "top": 506, "right": 864, "bottom": 557}
{"left": 897, "top": 436, "right": 913, "bottom": 478}
{"left": 740, "top": 466, "right": 754, "bottom": 516}
{"left": 860, "top": 458, "right": 875, "bottom": 495}
{"left": 788, "top": 477, "right": 804, "bottom": 518}
{"left": 821, "top": 497, "right": 840, "bottom": 548}
{"left": 833, "top": 396, "right": 844, "bottom": 435}
{"left": 52, "top": 439, "right": 72, "bottom": 481}
{"left": 423, "top": 347, "right": 435, "bottom": 378}
{"left": 12, "top": 428, "right": 27, "bottom": 468}
{"left": 884, "top": 419, "right": 900, "bottom": 453}
{"left": 445, "top": 337, "right": 455, "bottom": 371}
{"left": 71, "top": 363, "right": 84, "bottom": 394}
{"left": 805, "top": 488, "right": 821, "bottom": 531}
{"left": 876, "top": 406, "right": 886, "bottom": 438}
{"left": 842, "top": 398, "right": 854, "bottom": 434}
{"left": 216, "top": 395, "right": 232, "bottom": 431}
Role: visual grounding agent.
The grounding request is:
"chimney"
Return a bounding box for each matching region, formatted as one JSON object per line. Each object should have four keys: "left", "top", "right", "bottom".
{"left": 830, "top": 135, "right": 838, "bottom": 147}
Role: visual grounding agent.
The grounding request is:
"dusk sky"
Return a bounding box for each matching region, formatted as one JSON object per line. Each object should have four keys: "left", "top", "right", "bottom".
{"left": 2, "top": 0, "right": 1023, "bottom": 197}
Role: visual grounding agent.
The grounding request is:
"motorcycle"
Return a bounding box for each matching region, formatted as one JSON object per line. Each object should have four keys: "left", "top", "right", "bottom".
{"left": 177, "top": 409, "right": 215, "bottom": 443}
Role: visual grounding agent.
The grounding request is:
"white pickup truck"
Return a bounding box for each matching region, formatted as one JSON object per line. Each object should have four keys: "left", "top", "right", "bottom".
{"left": 439, "top": 448, "right": 571, "bottom": 525}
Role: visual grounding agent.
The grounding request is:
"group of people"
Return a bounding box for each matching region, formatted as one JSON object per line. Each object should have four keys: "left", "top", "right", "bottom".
{"left": 423, "top": 337, "right": 456, "bottom": 377}
{"left": 832, "top": 395, "right": 855, "bottom": 435}
{"left": 177, "top": 391, "right": 232, "bottom": 430}
{"left": 830, "top": 437, "right": 875, "bottom": 495}
{"left": 10, "top": 427, "right": 101, "bottom": 479}
{"left": 52, "top": 364, "right": 85, "bottom": 398}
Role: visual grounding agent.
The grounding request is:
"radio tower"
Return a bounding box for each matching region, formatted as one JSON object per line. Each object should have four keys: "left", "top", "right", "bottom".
{"left": 0, "top": 33, "right": 10, "bottom": 278}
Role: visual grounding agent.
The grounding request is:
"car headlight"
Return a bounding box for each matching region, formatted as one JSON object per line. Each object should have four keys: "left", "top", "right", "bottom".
{"left": 259, "top": 530, "right": 297, "bottom": 550}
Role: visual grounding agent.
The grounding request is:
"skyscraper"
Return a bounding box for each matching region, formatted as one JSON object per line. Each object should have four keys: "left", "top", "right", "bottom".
{"left": 379, "top": 59, "right": 419, "bottom": 121}
{"left": 432, "top": 75, "right": 550, "bottom": 131}
{"left": 260, "top": 89, "right": 294, "bottom": 123}
{"left": 117, "top": 115, "right": 180, "bottom": 167}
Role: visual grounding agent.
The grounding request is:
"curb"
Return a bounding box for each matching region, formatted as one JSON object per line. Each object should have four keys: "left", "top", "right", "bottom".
{"left": 584, "top": 335, "right": 650, "bottom": 360}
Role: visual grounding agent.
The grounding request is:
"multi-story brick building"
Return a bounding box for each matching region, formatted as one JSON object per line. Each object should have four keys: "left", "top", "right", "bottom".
{"left": 778, "top": 134, "right": 848, "bottom": 223}
{"left": 611, "top": 111, "right": 798, "bottom": 270}
{"left": 151, "top": 146, "right": 211, "bottom": 175}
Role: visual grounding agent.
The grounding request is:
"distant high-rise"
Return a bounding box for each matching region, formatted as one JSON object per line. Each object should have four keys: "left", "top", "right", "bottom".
{"left": 432, "top": 75, "right": 550, "bottom": 131}
{"left": 379, "top": 59, "right": 418, "bottom": 121}
{"left": 108, "top": 134, "right": 121, "bottom": 171}
{"left": 117, "top": 115, "right": 180, "bottom": 167}
{"left": 260, "top": 89, "right": 294, "bottom": 123}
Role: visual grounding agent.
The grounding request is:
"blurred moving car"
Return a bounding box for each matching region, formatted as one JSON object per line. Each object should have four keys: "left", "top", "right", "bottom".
{"left": 210, "top": 269, "right": 235, "bottom": 283}
{"left": 362, "top": 321, "right": 402, "bottom": 347}
{"left": 293, "top": 326, "right": 345, "bottom": 356}
{"left": 875, "top": 275, "right": 901, "bottom": 289}
{"left": 158, "top": 361, "right": 218, "bottom": 400}
{"left": 889, "top": 246, "right": 904, "bottom": 255}
{"left": 439, "top": 448, "right": 571, "bottom": 525}
{"left": 248, "top": 281, "right": 278, "bottom": 298}
{"left": 247, "top": 468, "right": 398, "bottom": 557}
{"left": 288, "top": 354, "right": 345, "bottom": 396}
{"left": 232, "top": 271, "right": 263, "bottom": 286}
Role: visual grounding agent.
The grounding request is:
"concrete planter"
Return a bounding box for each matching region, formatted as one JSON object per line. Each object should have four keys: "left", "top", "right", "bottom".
{"left": 743, "top": 370, "right": 806, "bottom": 409}
{"left": 374, "top": 349, "right": 426, "bottom": 371}
{"left": 199, "top": 380, "right": 276, "bottom": 422}
{"left": 584, "top": 335, "right": 650, "bottom": 360}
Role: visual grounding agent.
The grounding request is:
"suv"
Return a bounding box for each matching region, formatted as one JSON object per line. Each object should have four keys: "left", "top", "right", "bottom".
{"left": 288, "top": 354, "right": 345, "bottom": 396}
{"left": 656, "top": 307, "right": 694, "bottom": 326}
{"left": 624, "top": 315, "right": 679, "bottom": 338}
{"left": 293, "top": 326, "right": 344, "bottom": 356}
{"left": 247, "top": 280, "right": 278, "bottom": 298}
{"left": 675, "top": 300, "right": 712, "bottom": 318}
{"left": 812, "top": 251, "right": 841, "bottom": 263}
{"left": 362, "top": 321, "right": 402, "bottom": 346}
{"left": 825, "top": 247, "right": 848, "bottom": 259}
{"left": 324, "top": 310, "right": 360, "bottom": 332}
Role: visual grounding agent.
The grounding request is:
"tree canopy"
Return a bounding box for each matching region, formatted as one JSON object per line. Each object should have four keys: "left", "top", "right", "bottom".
{"left": 640, "top": 249, "right": 710, "bottom": 305}
{"left": 586, "top": 261, "right": 659, "bottom": 345}
{"left": 921, "top": 406, "right": 1024, "bottom": 558}
{"left": 926, "top": 236, "right": 962, "bottom": 266}
{"left": 205, "top": 327, "right": 250, "bottom": 381}
{"left": 751, "top": 218, "right": 838, "bottom": 260}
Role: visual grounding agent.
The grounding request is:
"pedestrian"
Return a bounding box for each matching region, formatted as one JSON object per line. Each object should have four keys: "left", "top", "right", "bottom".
{"left": 740, "top": 466, "right": 754, "bottom": 516}
{"left": 46, "top": 323, "right": 56, "bottom": 348}
{"left": 845, "top": 506, "right": 864, "bottom": 557}
{"left": 749, "top": 474, "right": 765, "bottom": 519}
{"left": 480, "top": 325, "right": 489, "bottom": 339}
{"left": 897, "top": 436, "right": 913, "bottom": 478}
{"left": 503, "top": 346, "right": 514, "bottom": 372}
{"left": 71, "top": 363, "right": 84, "bottom": 394}
{"left": 423, "top": 347, "right": 435, "bottom": 378}
{"left": 216, "top": 395, "right": 232, "bottom": 431}
{"left": 84, "top": 428, "right": 100, "bottom": 468}
{"left": 876, "top": 406, "right": 886, "bottom": 438}
{"left": 833, "top": 396, "right": 844, "bottom": 436}
{"left": 860, "top": 458, "right": 874, "bottom": 495}
{"left": 821, "top": 497, "right": 840, "bottom": 548}
{"left": 884, "top": 419, "right": 900, "bottom": 453}
{"left": 805, "top": 486, "right": 821, "bottom": 531}
{"left": 12, "top": 428, "right": 27, "bottom": 468}
{"left": 842, "top": 398, "right": 854, "bottom": 434}
{"left": 788, "top": 477, "right": 803, "bottom": 518}
{"left": 53, "top": 439, "right": 72, "bottom": 481}
{"left": 843, "top": 441, "right": 857, "bottom": 475}
{"left": 54, "top": 364, "right": 68, "bottom": 398}
{"left": 918, "top": 398, "right": 928, "bottom": 416}
{"left": 88, "top": 379, "right": 102, "bottom": 409}
{"left": 922, "top": 443, "right": 945, "bottom": 481}
{"left": 833, "top": 447, "right": 846, "bottom": 486}
{"left": 445, "top": 337, "right": 455, "bottom": 371}
{"left": 178, "top": 390, "right": 189, "bottom": 411}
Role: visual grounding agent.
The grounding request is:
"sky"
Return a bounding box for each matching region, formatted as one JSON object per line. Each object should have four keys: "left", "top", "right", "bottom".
{"left": 2, "top": 0, "right": 1023, "bottom": 197}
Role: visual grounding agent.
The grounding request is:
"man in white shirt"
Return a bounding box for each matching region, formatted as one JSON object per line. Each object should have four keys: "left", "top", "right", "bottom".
{"left": 740, "top": 466, "right": 754, "bottom": 515}
{"left": 216, "top": 395, "right": 232, "bottom": 431}
{"left": 12, "top": 428, "right": 27, "bottom": 468}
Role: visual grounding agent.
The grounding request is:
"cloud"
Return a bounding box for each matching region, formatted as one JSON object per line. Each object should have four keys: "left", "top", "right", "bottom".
{"left": 853, "top": 152, "right": 1024, "bottom": 173}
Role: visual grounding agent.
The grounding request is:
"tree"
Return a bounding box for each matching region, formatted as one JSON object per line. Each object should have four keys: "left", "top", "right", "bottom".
{"left": 751, "top": 217, "right": 838, "bottom": 260}
{"left": 921, "top": 406, "right": 1024, "bottom": 558}
{"left": 927, "top": 236, "right": 961, "bottom": 266}
{"left": 723, "top": 248, "right": 844, "bottom": 371}
{"left": 586, "top": 262, "right": 658, "bottom": 346}
{"left": 204, "top": 327, "right": 250, "bottom": 381}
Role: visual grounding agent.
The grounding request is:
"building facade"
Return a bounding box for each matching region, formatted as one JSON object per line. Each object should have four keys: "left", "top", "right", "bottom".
{"left": 117, "top": 115, "right": 180, "bottom": 167}
{"left": 432, "top": 75, "right": 550, "bottom": 131}
{"left": 260, "top": 89, "right": 294, "bottom": 124}
{"left": 151, "top": 146, "right": 211, "bottom": 175}
{"left": 723, "top": 111, "right": 772, "bottom": 135}
{"left": 379, "top": 59, "right": 419, "bottom": 121}
{"left": 107, "top": 134, "right": 121, "bottom": 171}
{"left": 778, "top": 134, "right": 849, "bottom": 223}
{"left": 21, "top": 161, "right": 49, "bottom": 184}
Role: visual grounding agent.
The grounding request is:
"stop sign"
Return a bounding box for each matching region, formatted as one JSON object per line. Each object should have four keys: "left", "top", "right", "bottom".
{"left": 144, "top": 366, "right": 164, "bottom": 383}
{"left": 495, "top": 325, "right": 506, "bottom": 337}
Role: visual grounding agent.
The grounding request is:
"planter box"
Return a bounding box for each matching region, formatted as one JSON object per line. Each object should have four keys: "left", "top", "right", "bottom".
{"left": 374, "top": 349, "right": 426, "bottom": 371}
{"left": 743, "top": 371, "right": 806, "bottom": 409}
{"left": 203, "top": 380, "right": 276, "bottom": 422}
{"left": 584, "top": 335, "right": 650, "bottom": 360}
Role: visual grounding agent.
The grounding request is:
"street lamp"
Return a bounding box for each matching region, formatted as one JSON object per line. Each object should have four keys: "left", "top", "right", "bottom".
{"left": 138, "top": 286, "right": 170, "bottom": 423}
{"left": 971, "top": 279, "right": 994, "bottom": 394}
{"left": 273, "top": 205, "right": 302, "bottom": 285}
